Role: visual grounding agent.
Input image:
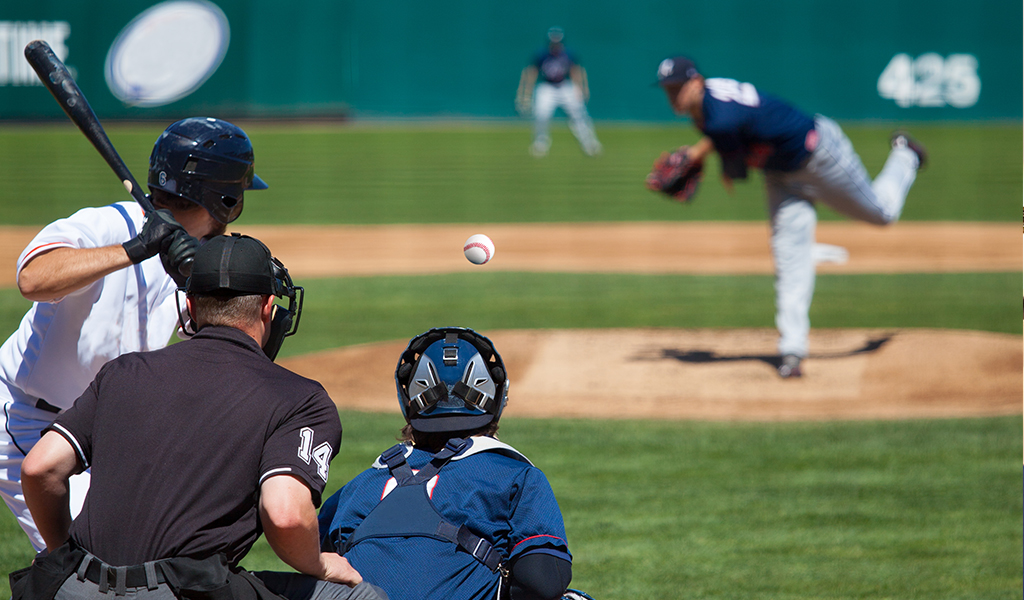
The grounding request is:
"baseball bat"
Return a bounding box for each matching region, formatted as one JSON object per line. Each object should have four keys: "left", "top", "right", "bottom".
{"left": 23, "top": 40, "right": 154, "bottom": 214}
{"left": 24, "top": 40, "right": 192, "bottom": 277}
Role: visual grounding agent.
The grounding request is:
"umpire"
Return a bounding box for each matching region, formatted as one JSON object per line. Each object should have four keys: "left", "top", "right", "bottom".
{"left": 15, "top": 234, "right": 382, "bottom": 600}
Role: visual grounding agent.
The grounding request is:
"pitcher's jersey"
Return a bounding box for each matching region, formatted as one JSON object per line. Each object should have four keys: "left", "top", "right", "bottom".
{"left": 0, "top": 202, "right": 179, "bottom": 409}
{"left": 700, "top": 78, "right": 816, "bottom": 173}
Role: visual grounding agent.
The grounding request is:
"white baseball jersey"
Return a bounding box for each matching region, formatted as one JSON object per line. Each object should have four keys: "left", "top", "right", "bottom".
{"left": 0, "top": 201, "right": 181, "bottom": 409}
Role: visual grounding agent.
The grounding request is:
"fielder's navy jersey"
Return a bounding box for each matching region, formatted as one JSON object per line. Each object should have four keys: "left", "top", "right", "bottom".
{"left": 533, "top": 49, "right": 577, "bottom": 84}
{"left": 319, "top": 438, "right": 570, "bottom": 600}
{"left": 700, "top": 78, "right": 816, "bottom": 172}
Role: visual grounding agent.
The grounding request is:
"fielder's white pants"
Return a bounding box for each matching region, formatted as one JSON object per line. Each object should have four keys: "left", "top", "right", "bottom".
{"left": 765, "top": 115, "right": 919, "bottom": 357}
{"left": 532, "top": 81, "right": 601, "bottom": 155}
{"left": 1, "top": 394, "right": 90, "bottom": 552}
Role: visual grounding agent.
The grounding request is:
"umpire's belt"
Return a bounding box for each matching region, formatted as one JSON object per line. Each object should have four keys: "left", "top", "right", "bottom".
{"left": 81, "top": 555, "right": 167, "bottom": 592}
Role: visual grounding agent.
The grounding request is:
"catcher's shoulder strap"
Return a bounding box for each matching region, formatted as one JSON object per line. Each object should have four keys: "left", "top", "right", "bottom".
{"left": 368, "top": 437, "right": 533, "bottom": 470}
{"left": 342, "top": 438, "right": 512, "bottom": 572}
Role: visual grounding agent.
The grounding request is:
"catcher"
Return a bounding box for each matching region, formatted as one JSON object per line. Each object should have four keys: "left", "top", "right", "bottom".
{"left": 648, "top": 55, "right": 925, "bottom": 378}
{"left": 257, "top": 327, "right": 594, "bottom": 600}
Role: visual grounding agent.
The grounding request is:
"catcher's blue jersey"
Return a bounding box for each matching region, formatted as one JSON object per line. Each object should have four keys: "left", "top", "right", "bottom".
{"left": 319, "top": 438, "right": 570, "bottom": 600}
{"left": 700, "top": 78, "right": 816, "bottom": 172}
{"left": 534, "top": 49, "right": 577, "bottom": 84}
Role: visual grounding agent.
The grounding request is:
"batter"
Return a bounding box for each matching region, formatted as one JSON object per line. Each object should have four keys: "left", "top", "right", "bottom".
{"left": 0, "top": 117, "right": 268, "bottom": 550}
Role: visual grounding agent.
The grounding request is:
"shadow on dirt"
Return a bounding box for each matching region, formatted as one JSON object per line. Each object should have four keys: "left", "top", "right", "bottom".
{"left": 646, "top": 334, "right": 894, "bottom": 370}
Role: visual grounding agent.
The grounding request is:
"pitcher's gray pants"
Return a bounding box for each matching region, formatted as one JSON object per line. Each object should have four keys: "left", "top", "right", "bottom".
{"left": 765, "top": 115, "right": 919, "bottom": 357}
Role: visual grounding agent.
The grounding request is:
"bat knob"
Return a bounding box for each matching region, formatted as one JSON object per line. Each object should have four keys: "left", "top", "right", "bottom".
{"left": 178, "top": 257, "right": 194, "bottom": 278}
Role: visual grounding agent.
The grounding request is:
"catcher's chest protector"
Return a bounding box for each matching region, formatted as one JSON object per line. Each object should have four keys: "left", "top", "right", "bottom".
{"left": 342, "top": 439, "right": 505, "bottom": 572}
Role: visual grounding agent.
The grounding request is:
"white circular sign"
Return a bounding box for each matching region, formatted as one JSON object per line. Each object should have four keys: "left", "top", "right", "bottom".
{"left": 105, "top": 0, "right": 230, "bottom": 107}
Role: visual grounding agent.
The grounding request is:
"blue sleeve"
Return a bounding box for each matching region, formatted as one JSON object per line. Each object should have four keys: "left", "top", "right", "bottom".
{"left": 318, "top": 469, "right": 381, "bottom": 553}
{"left": 508, "top": 467, "right": 571, "bottom": 563}
{"left": 317, "top": 488, "right": 342, "bottom": 548}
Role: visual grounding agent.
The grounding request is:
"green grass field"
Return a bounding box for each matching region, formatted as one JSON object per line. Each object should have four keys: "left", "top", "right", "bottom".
{"left": 0, "top": 122, "right": 1016, "bottom": 225}
{"left": 232, "top": 412, "right": 1020, "bottom": 600}
{"left": 0, "top": 122, "right": 1019, "bottom": 598}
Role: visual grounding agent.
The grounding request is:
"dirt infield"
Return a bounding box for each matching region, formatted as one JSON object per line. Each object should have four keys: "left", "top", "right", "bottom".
{"left": 181, "top": 221, "right": 1023, "bottom": 276}
{"left": 2, "top": 221, "right": 1018, "bottom": 420}
{"left": 0, "top": 222, "right": 1017, "bottom": 287}
{"left": 280, "top": 328, "right": 1021, "bottom": 422}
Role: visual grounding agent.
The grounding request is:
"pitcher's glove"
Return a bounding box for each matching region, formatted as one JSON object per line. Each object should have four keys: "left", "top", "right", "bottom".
{"left": 645, "top": 146, "right": 703, "bottom": 203}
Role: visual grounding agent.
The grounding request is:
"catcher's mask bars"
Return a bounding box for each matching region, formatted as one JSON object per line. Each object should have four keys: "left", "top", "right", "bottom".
{"left": 395, "top": 327, "right": 509, "bottom": 433}
{"left": 176, "top": 234, "right": 304, "bottom": 361}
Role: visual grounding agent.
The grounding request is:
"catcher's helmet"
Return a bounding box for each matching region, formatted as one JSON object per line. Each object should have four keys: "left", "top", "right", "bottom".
{"left": 148, "top": 117, "right": 268, "bottom": 224}
{"left": 396, "top": 327, "right": 508, "bottom": 433}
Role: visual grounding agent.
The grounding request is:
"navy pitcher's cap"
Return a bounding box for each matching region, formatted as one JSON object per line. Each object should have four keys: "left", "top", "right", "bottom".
{"left": 187, "top": 233, "right": 276, "bottom": 296}
{"left": 656, "top": 56, "right": 699, "bottom": 86}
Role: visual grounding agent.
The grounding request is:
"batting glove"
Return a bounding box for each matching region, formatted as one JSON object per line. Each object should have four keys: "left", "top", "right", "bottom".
{"left": 160, "top": 229, "right": 199, "bottom": 287}
{"left": 122, "top": 208, "right": 187, "bottom": 264}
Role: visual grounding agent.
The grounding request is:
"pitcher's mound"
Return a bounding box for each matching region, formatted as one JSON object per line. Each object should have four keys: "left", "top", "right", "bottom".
{"left": 279, "top": 328, "right": 1022, "bottom": 422}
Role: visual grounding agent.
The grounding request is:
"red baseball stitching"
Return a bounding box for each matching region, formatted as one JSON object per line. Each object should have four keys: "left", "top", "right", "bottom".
{"left": 464, "top": 242, "right": 491, "bottom": 263}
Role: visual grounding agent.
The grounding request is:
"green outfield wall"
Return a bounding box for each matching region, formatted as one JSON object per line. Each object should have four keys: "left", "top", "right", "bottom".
{"left": 0, "top": 0, "right": 1019, "bottom": 121}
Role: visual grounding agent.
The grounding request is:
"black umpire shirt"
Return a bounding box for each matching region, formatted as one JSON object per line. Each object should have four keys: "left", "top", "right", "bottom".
{"left": 46, "top": 325, "right": 342, "bottom": 567}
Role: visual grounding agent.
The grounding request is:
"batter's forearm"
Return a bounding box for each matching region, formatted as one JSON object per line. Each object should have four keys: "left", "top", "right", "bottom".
{"left": 18, "top": 245, "right": 133, "bottom": 303}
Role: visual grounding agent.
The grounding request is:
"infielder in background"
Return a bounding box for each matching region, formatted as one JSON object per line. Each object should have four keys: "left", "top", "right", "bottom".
{"left": 0, "top": 117, "right": 267, "bottom": 551}
{"left": 516, "top": 27, "right": 602, "bottom": 157}
{"left": 17, "top": 234, "right": 379, "bottom": 600}
{"left": 285, "top": 327, "right": 578, "bottom": 600}
{"left": 652, "top": 56, "right": 926, "bottom": 378}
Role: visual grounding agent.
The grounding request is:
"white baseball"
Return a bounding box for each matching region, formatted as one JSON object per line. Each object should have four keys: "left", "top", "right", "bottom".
{"left": 463, "top": 234, "right": 495, "bottom": 265}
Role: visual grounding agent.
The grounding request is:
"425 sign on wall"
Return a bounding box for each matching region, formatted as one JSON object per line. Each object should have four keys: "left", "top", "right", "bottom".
{"left": 877, "top": 53, "right": 981, "bottom": 108}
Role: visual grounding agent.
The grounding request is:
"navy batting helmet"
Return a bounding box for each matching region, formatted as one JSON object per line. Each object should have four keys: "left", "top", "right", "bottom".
{"left": 395, "top": 327, "right": 508, "bottom": 433}
{"left": 148, "top": 117, "right": 267, "bottom": 224}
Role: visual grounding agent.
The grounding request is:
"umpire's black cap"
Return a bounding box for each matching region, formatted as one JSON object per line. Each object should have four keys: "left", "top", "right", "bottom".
{"left": 656, "top": 56, "right": 700, "bottom": 86}
{"left": 187, "top": 233, "right": 276, "bottom": 296}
